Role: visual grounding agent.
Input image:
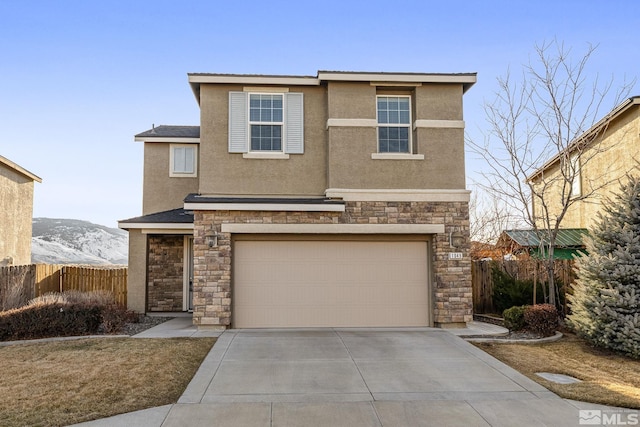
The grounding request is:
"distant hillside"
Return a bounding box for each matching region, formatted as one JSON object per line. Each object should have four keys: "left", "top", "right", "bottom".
{"left": 32, "top": 218, "right": 128, "bottom": 265}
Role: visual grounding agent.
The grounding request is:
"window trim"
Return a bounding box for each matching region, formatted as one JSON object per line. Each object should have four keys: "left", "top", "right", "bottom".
{"left": 376, "top": 95, "right": 412, "bottom": 154}
{"left": 248, "top": 92, "right": 285, "bottom": 153}
{"left": 570, "top": 153, "right": 581, "bottom": 198}
{"left": 169, "top": 144, "right": 198, "bottom": 178}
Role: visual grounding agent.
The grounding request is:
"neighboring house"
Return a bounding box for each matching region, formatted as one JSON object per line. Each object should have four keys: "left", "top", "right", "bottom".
{"left": 0, "top": 155, "right": 42, "bottom": 266}
{"left": 119, "top": 70, "right": 477, "bottom": 329}
{"left": 496, "top": 229, "right": 588, "bottom": 260}
{"left": 529, "top": 96, "right": 640, "bottom": 230}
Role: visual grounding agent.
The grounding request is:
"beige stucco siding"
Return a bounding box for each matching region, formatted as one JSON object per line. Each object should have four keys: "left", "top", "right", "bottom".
{"left": 142, "top": 143, "right": 199, "bottom": 214}
{"left": 192, "top": 80, "right": 467, "bottom": 196}
{"left": 198, "top": 84, "right": 328, "bottom": 196}
{"left": 533, "top": 106, "right": 640, "bottom": 229}
{"left": 327, "top": 127, "right": 465, "bottom": 189}
{"left": 0, "top": 165, "right": 35, "bottom": 265}
{"left": 328, "top": 82, "right": 377, "bottom": 119}
{"left": 415, "top": 84, "right": 463, "bottom": 120}
{"left": 325, "top": 80, "right": 466, "bottom": 190}
{"left": 126, "top": 229, "right": 147, "bottom": 313}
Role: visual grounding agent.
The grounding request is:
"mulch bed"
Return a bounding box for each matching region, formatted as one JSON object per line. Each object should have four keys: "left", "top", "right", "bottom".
{"left": 118, "top": 315, "right": 174, "bottom": 336}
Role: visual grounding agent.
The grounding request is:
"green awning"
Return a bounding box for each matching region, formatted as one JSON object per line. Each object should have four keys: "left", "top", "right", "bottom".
{"left": 530, "top": 247, "right": 587, "bottom": 259}
{"left": 504, "top": 229, "right": 589, "bottom": 247}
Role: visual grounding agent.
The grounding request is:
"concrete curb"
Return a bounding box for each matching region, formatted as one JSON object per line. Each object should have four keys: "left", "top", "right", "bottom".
{"left": 0, "top": 334, "right": 130, "bottom": 347}
{"left": 464, "top": 331, "right": 563, "bottom": 344}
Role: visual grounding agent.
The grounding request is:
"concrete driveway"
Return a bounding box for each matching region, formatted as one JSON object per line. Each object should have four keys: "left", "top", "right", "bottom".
{"left": 170, "top": 328, "right": 585, "bottom": 426}
{"left": 78, "top": 327, "right": 621, "bottom": 426}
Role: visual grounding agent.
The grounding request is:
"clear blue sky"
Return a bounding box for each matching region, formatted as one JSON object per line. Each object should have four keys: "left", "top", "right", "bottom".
{"left": 1, "top": 0, "right": 638, "bottom": 227}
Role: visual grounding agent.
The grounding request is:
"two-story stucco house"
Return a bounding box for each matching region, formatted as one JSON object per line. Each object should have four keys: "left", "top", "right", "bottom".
{"left": 529, "top": 96, "right": 640, "bottom": 230}
{"left": 0, "top": 155, "right": 42, "bottom": 266}
{"left": 119, "top": 70, "right": 476, "bottom": 329}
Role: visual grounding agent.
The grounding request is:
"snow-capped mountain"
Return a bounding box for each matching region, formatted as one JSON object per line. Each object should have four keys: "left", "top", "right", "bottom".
{"left": 32, "top": 218, "right": 128, "bottom": 265}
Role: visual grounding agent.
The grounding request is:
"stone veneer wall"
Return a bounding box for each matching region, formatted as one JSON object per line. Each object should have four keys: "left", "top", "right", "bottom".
{"left": 147, "top": 235, "right": 184, "bottom": 312}
{"left": 192, "top": 201, "right": 471, "bottom": 328}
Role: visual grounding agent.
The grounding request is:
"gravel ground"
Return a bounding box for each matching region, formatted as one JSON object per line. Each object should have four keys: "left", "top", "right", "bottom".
{"left": 120, "top": 316, "right": 174, "bottom": 336}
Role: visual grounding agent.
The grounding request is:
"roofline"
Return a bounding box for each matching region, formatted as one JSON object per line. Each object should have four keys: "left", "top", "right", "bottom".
{"left": 188, "top": 73, "right": 321, "bottom": 86}
{"left": 118, "top": 222, "right": 194, "bottom": 230}
{"left": 528, "top": 96, "right": 640, "bottom": 181}
{"left": 134, "top": 137, "right": 200, "bottom": 143}
{"left": 188, "top": 70, "right": 478, "bottom": 104}
{"left": 0, "top": 155, "right": 42, "bottom": 183}
{"left": 317, "top": 70, "right": 477, "bottom": 84}
{"left": 184, "top": 202, "right": 345, "bottom": 212}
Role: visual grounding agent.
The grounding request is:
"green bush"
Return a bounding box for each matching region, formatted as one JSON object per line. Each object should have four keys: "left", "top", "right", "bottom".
{"left": 503, "top": 305, "right": 527, "bottom": 331}
{"left": 491, "top": 265, "right": 565, "bottom": 313}
{"left": 492, "top": 266, "right": 540, "bottom": 313}
{"left": 524, "top": 304, "right": 559, "bottom": 337}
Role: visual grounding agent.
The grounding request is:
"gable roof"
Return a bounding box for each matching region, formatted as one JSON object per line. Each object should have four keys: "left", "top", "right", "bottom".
{"left": 501, "top": 228, "right": 589, "bottom": 248}
{"left": 528, "top": 96, "right": 640, "bottom": 181}
{"left": 134, "top": 125, "right": 200, "bottom": 142}
{"left": 0, "top": 155, "right": 42, "bottom": 182}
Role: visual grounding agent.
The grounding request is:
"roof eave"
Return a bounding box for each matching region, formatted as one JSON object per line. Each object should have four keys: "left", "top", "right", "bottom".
{"left": 0, "top": 155, "right": 42, "bottom": 183}
{"left": 186, "top": 71, "right": 477, "bottom": 96}
{"left": 528, "top": 96, "right": 640, "bottom": 181}
{"left": 134, "top": 136, "right": 200, "bottom": 143}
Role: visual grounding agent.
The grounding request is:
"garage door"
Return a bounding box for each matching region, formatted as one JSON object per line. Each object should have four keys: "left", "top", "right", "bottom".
{"left": 233, "top": 239, "right": 430, "bottom": 328}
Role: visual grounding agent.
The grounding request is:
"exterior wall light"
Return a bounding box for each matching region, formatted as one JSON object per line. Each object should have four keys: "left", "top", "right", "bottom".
{"left": 449, "top": 229, "right": 465, "bottom": 248}
{"left": 205, "top": 229, "right": 219, "bottom": 248}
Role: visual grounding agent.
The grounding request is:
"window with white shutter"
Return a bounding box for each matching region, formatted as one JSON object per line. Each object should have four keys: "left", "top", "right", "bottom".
{"left": 228, "top": 91, "right": 304, "bottom": 156}
{"left": 170, "top": 144, "right": 197, "bottom": 177}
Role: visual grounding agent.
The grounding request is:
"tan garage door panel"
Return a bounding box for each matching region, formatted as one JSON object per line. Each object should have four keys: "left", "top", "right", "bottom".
{"left": 234, "top": 240, "right": 430, "bottom": 328}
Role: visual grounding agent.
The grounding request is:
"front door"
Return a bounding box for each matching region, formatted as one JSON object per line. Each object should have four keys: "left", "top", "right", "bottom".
{"left": 184, "top": 236, "right": 194, "bottom": 312}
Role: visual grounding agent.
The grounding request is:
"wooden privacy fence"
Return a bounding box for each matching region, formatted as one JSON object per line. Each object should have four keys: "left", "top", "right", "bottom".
{"left": 472, "top": 259, "right": 576, "bottom": 314}
{"left": 0, "top": 264, "right": 127, "bottom": 310}
{"left": 0, "top": 265, "right": 36, "bottom": 310}
{"left": 57, "top": 266, "right": 128, "bottom": 306}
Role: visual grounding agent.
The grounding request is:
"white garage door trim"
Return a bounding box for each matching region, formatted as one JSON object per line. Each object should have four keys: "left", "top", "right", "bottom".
{"left": 233, "top": 238, "right": 431, "bottom": 328}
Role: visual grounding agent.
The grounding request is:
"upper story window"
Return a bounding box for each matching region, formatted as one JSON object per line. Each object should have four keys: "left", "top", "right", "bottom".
{"left": 170, "top": 144, "right": 197, "bottom": 177}
{"left": 377, "top": 95, "right": 411, "bottom": 153}
{"left": 250, "top": 94, "right": 283, "bottom": 151}
{"left": 570, "top": 152, "right": 581, "bottom": 198}
{"left": 229, "top": 91, "right": 304, "bottom": 157}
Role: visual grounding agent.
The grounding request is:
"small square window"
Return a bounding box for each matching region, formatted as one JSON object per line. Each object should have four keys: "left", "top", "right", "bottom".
{"left": 170, "top": 144, "right": 197, "bottom": 177}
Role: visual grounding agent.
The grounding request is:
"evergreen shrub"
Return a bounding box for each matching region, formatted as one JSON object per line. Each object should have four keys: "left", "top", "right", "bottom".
{"left": 568, "top": 175, "right": 640, "bottom": 359}
{"left": 503, "top": 305, "right": 527, "bottom": 331}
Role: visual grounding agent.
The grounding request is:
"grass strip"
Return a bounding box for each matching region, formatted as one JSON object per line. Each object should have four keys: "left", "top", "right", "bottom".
{"left": 0, "top": 337, "right": 215, "bottom": 426}
{"left": 474, "top": 333, "right": 640, "bottom": 409}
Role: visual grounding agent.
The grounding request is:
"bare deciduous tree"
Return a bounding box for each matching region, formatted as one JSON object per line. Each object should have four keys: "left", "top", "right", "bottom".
{"left": 467, "top": 40, "right": 635, "bottom": 308}
{"left": 469, "top": 186, "right": 524, "bottom": 244}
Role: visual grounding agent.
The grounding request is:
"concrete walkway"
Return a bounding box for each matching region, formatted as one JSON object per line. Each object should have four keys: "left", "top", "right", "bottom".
{"left": 72, "top": 320, "right": 635, "bottom": 426}
{"left": 131, "top": 317, "right": 222, "bottom": 339}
